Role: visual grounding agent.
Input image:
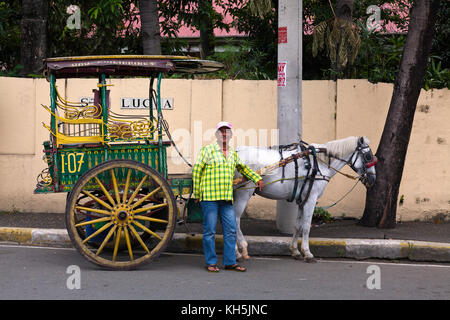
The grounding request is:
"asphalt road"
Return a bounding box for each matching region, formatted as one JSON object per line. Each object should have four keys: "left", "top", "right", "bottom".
{"left": 1, "top": 244, "right": 449, "bottom": 302}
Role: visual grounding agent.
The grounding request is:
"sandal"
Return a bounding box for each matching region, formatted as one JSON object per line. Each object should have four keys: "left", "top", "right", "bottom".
{"left": 205, "top": 264, "right": 219, "bottom": 273}
{"left": 224, "top": 264, "right": 247, "bottom": 272}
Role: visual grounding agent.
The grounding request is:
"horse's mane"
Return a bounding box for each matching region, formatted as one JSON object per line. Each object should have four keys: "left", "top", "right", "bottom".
{"left": 318, "top": 136, "right": 369, "bottom": 160}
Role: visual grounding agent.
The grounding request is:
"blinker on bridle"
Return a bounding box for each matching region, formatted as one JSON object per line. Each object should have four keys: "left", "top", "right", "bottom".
{"left": 333, "top": 138, "right": 377, "bottom": 184}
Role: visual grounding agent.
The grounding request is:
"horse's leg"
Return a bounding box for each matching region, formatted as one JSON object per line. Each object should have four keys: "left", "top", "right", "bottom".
{"left": 299, "top": 195, "right": 319, "bottom": 263}
{"left": 233, "top": 189, "right": 253, "bottom": 260}
{"left": 235, "top": 211, "right": 249, "bottom": 260}
{"left": 290, "top": 206, "right": 303, "bottom": 259}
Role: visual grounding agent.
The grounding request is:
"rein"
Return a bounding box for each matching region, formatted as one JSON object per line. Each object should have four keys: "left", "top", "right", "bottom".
{"left": 316, "top": 156, "right": 360, "bottom": 180}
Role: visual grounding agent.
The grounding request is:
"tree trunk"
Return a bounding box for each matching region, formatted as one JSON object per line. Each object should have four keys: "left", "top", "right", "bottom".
{"left": 20, "top": 0, "right": 48, "bottom": 75}
{"left": 332, "top": 0, "right": 354, "bottom": 79}
{"left": 335, "top": 0, "right": 354, "bottom": 21}
{"left": 141, "top": 0, "right": 161, "bottom": 55}
{"left": 198, "top": 0, "right": 215, "bottom": 59}
{"left": 360, "top": 0, "right": 441, "bottom": 229}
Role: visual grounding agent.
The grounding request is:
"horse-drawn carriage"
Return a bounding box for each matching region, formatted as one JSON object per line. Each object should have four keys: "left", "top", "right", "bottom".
{"left": 34, "top": 55, "right": 378, "bottom": 269}
{"left": 34, "top": 55, "right": 223, "bottom": 270}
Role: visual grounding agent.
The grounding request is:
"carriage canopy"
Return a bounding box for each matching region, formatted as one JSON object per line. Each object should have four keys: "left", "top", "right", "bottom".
{"left": 44, "top": 55, "right": 224, "bottom": 78}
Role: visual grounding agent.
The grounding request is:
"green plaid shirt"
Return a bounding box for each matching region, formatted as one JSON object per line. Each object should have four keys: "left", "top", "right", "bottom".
{"left": 192, "top": 141, "right": 262, "bottom": 202}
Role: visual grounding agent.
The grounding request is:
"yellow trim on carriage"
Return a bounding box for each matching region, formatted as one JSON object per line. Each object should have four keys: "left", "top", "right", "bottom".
{"left": 46, "top": 55, "right": 198, "bottom": 62}
{"left": 41, "top": 104, "right": 105, "bottom": 147}
{"left": 41, "top": 103, "right": 159, "bottom": 146}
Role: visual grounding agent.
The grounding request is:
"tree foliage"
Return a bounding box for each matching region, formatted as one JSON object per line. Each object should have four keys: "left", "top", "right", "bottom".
{"left": 305, "top": 0, "right": 448, "bottom": 89}
{"left": 159, "top": 0, "right": 231, "bottom": 57}
{"left": 48, "top": 0, "right": 141, "bottom": 57}
{"left": 0, "top": 1, "right": 21, "bottom": 71}
{"left": 312, "top": 18, "right": 361, "bottom": 72}
{"left": 0, "top": 0, "right": 448, "bottom": 88}
{"left": 210, "top": 0, "right": 277, "bottom": 79}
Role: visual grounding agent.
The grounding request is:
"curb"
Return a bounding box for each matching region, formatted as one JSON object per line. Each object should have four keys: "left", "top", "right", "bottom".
{"left": 1, "top": 227, "right": 449, "bottom": 263}
{"left": 0, "top": 227, "right": 72, "bottom": 248}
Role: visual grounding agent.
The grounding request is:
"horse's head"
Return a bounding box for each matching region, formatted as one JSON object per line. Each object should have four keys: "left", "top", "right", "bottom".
{"left": 347, "top": 137, "right": 377, "bottom": 188}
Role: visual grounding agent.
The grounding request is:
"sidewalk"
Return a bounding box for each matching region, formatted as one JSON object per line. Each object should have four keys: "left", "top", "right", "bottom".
{"left": 0, "top": 212, "right": 449, "bottom": 262}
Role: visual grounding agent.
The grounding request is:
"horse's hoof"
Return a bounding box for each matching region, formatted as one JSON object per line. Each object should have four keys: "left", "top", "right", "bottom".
{"left": 292, "top": 254, "right": 302, "bottom": 260}
{"left": 236, "top": 256, "right": 243, "bottom": 262}
{"left": 304, "top": 256, "right": 317, "bottom": 263}
{"left": 242, "top": 255, "right": 251, "bottom": 260}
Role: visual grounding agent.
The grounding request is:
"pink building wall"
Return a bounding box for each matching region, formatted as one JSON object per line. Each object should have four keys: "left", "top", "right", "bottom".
{"left": 125, "top": 1, "right": 409, "bottom": 38}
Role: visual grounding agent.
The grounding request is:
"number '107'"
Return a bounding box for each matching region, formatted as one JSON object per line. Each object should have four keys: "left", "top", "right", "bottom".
{"left": 61, "top": 153, "right": 85, "bottom": 173}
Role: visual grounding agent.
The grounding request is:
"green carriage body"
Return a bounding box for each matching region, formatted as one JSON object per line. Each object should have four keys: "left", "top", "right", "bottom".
{"left": 33, "top": 55, "right": 223, "bottom": 269}
{"left": 37, "top": 141, "right": 167, "bottom": 193}
{"left": 34, "top": 55, "right": 221, "bottom": 197}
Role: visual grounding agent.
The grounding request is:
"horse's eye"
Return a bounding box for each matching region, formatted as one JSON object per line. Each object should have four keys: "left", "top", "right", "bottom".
{"left": 363, "top": 152, "right": 373, "bottom": 162}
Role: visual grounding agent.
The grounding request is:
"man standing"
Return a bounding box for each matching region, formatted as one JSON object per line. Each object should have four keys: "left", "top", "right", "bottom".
{"left": 192, "top": 122, "right": 264, "bottom": 272}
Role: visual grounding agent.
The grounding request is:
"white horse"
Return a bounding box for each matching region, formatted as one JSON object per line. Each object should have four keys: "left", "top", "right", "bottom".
{"left": 233, "top": 136, "right": 377, "bottom": 262}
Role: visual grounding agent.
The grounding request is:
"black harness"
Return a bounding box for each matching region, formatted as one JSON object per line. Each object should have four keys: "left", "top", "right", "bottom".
{"left": 276, "top": 141, "right": 327, "bottom": 208}
{"left": 271, "top": 137, "right": 376, "bottom": 210}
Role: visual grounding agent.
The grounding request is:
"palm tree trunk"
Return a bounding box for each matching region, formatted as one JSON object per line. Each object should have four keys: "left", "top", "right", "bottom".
{"left": 141, "top": 0, "right": 161, "bottom": 55}
{"left": 20, "top": 0, "right": 48, "bottom": 75}
{"left": 360, "top": 0, "right": 441, "bottom": 228}
{"left": 198, "top": 0, "right": 215, "bottom": 59}
{"left": 332, "top": 0, "right": 354, "bottom": 79}
{"left": 335, "top": 0, "right": 354, "bottom": 21}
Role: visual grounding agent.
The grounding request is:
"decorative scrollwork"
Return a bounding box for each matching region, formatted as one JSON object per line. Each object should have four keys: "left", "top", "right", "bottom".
{"left": 55, "top": 86, "right": 102, "bottom": 120}
{"left": 50, "top": 85, "right": 158, "bottom": 143}
{"left": 37, "top": 168, "right": 52, "bottom": 187}
{"left": 107, "top": 118, "right": 156, "bottom": 141}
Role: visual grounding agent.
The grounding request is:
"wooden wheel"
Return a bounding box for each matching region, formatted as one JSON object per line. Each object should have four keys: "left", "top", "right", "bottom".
{"left": 65, "top": 159, "right": 176, "bottom": 270}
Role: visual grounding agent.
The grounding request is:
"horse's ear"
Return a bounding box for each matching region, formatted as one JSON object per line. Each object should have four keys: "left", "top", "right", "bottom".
{"left": 359, "top": 136, "right": 365, "bottom": 144}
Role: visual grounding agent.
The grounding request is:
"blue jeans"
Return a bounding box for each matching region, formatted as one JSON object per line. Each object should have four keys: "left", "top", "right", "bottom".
{"left": 201, "top": 200, "right": 237, "bottom": 266}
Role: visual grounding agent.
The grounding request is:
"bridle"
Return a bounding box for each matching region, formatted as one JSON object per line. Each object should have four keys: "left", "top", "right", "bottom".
{"left": 331, "top": 138, "right": 377, "bottom": 186}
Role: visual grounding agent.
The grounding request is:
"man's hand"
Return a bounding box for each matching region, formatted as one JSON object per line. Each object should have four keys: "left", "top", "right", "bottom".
{"left": 256, "top": 179, "right": 264, "bottom": 191}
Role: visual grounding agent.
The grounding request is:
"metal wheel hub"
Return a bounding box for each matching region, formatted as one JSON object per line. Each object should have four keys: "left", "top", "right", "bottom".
{"left": 113, "top": 204, "right": 132, "bottom": 226}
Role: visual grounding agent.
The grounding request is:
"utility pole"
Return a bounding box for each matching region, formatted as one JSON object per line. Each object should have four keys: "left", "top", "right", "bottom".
{"left": 276, "top": 0, "right": 302, "bottom": 234}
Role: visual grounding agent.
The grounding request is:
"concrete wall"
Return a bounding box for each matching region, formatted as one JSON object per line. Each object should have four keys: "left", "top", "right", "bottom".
{"left": 0, "top": 77, "right": 449, "bottom": 221}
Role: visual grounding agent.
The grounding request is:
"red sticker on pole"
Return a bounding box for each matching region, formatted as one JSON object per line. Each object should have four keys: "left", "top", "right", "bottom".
{"left": 278, "top": 27, "right": 287, "bottom": 44}
{"left": 278, "top": 62, "right": 287, "bottom": 87}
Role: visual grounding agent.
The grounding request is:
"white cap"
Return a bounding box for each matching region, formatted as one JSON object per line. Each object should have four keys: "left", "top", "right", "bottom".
{"left": 216, "top": 121, "right": 232, "bottom": 131}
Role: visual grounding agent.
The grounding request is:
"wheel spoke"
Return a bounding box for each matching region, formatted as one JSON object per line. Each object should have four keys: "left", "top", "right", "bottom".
{"left": 75, "top": 205, "right": 112, "bottom": 216}
{"left": 81, "top": 190, "right": 113, "bottom": 210}
{"left": 94, "top": 176, "right": 116, "bottom": 207}
{"left": 112, "top": 226, "right": 122, "bottom": 262}
{"left": 122, "top": 169, "right": 132, "bottom": 204}
{"left": 126, "top": 175, "right": 148, "bottom": 205}
{"left": 110, "top": 169, "right": 121, "bottom": 204}
{"left": 128, "top": 224, "right": 150, "bottom": 253}
{"left": 134, "top": 215, "right": 168, "bottom": 224}
{"left": 123, "top": 225, "right": 134, "bottom": 261}
{"left": 130, "top": 186, "right": 161, "bottom": 210}
{"left": 82, "top": 222, "right": 114, "bottom": 244}
{"left": 75, "top": 216, "right": 112, "bottom": 227}
{"left": 132, "top": 202, "right": 167, "bottom": 214}
{"left": 132, "top": 220, "right": 162, "bottom": 241}
{"left": 95, "top": 224, "right": 118, "bottom": 257}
